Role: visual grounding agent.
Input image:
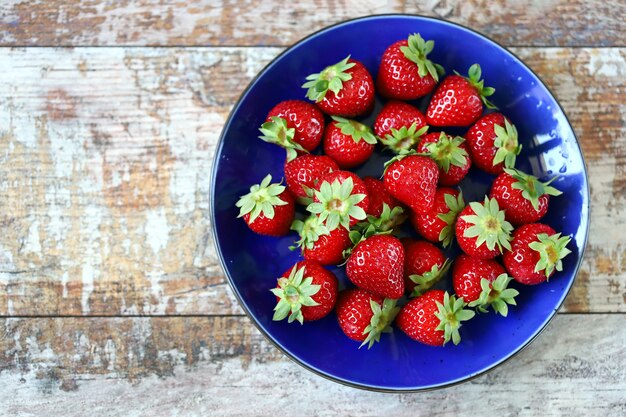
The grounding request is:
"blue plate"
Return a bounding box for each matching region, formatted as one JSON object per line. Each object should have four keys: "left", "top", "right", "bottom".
{"left": 211, "top": 15, "right": 590, "bottom": 391}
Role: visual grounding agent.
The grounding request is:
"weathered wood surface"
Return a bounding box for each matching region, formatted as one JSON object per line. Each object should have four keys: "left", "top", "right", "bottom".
{"left": 0, "top": 47, "right": 624, "bottom": 316}
{"left": 0, "top": 0, "right": 624, "bottom": 47}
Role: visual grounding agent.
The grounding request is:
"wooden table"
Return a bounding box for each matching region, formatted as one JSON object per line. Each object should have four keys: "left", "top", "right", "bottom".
{"left": 0, "top": 2, "right": 624, "bottom": 415}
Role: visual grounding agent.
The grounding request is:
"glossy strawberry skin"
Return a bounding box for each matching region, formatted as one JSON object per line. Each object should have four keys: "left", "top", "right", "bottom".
{"left": 504, "top": 223, "right": 557, "bottom": 285}
{"left": 284, "top": 155, "right": 338, "bottom": 201}
{"left": 384, "top": 155, "right": 439, "bottom": 214}
{"left": 267, "top": 100, "right": 325, "bottom": 152}
{"left": 417, "top": 132, "right": 472, "bottom": 186}
{"left": 402, "top": 239, "right": 446, "bottom": 295}
{"left": 322, "top": 121, "right": 374, "bottom": 169}
{"left": 376, "top": 40, "right": 437, "bottom": 100}
{"left": 453, "top": 254, "right": 506, "bottom": 303}
{"left": 318, "top": 59, "right": 374, "bottom": 117}
{"left": 346, "top": 235, "right": 405, "bottom": 299}
{"left": 426, "top": 75, "right": 483, "bottom": 127}
{"left": 373, "top": 101, "right": 428, "bottom": 138}
{"left": 455, "top": 205, "right": 501, "bottom": 259}
{"left": 363, "top": 176, "right": 401, "bottom": 217}
{"left": 244, "top": 189, "right": 295, "bottom": 236}
{"left": 336, "top": 288, "right": 385, "bottom": 342}
{"left": 465, "top": 113, "right": 508, "bottom": 175}
{"left": 410, "top": 187, "right": 459, "bottom": 243}
{"left": 490, "top": 172, "right": 549, "bottom": 226}
{"left": 396, "top": 289, "right": 446, "bottom": 346}
{"left": 302, "top": 226, "right": 351, "bottom": 266}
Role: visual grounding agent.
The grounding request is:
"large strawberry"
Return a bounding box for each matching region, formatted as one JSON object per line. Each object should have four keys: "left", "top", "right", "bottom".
{"left": 456, "top": 196, "right": 513, "bottom": 259}
{"left": 271, "top": 260, "right": 338, "bottom": 323}
{"left": 402, "top": 239, "right": 450, "bottom": 297}
{"left": 376, "top": 33, "right": 443, "bottom": 100}
{"left": 363, "top": 176, "right": 402, "bottom": 217}
{"left": 396, "top": 290, "right": 475, "bottom": 346}
{"left": 284, "top": 154, "right": 337, "bottom": 203}
{"left": 323, "top": 116, "right": 377, "bottom": 169}
{"left": 307, "top": 171, "right": 369, "bottom": 229}
{"left": 374, "top": 101, "right": 429, "bottom": 154}
{"left": 302, "top": 56, "right": 374, "bottom": 117}
{"left": 490, "top": 168, "right": 562, "bottom": 226}
{"left": 336, "top": 289, "right": 400, "bottom": 348}
{"left": 410, "top": 187, "right": 465, "bottom": 247}
{"left": 346, "top": 234, "right": 405, "bottom": 299}
{"left": 417, "top": 132, "right": 471, "bottom": 186}
{"left": 503, "top": 223, "right": 572, "bottom": 285}
{"left": 383, "top": 153, "right": 439, "bottom": 214}
{"left": 465, "top": 113, "right": 522, "bottom": 174}
{"left": 290, "top": 215, "right": 351, "bottom": 266}
{"left": 426, "top": 63, "right": 496, "bottom": 127}
{"left": 235, "top": 174, "right": 295, "bottom": 236}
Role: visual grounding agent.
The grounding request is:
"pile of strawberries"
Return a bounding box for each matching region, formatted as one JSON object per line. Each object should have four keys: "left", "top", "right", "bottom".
{"left": 236, "top": 34, "right": 572, "bottom": 348}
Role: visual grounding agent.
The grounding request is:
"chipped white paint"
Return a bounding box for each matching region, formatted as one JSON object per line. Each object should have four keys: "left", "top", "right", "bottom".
{"left": 587, "top": 49, "right": 625, "bottom": 78}
{"left": 144, "top": 208, "right": 169, "bottom": 254}
{"left": 23, "top": 219, "right": 41, "bottom": 254}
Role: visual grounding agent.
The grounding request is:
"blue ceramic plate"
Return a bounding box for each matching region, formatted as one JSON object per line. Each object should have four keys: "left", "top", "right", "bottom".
{"left": 211, "top": 15, "right": 589, "bottom": 391}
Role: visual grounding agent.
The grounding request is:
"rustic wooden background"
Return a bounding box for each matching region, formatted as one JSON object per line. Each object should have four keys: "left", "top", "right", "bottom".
{"left": 0, "top": 1, "right": 624, "bottom": 416}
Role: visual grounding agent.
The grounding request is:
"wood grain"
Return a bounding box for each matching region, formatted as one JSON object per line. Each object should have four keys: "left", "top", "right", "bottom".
{"left": 0, "top": 1, "right": 624, "bottom": 47}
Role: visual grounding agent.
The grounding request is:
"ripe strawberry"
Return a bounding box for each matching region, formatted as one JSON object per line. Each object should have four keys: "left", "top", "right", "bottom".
{"left": 302, "top": 56, "right": 374, "bottom": 117}
{"left": 323, "top": 116, "right": 377, "bottom": 169}
{"left": 336, "top": 289, "right": 400, "bottom": 348}
{"left": 456, "top": 196, "right": 513, "bottom": 259}
{"left": 417, "top": 132, "right": 471, "bottom": 186}
{"left": 426, "top": 64, "right": 496, "bottom": 127}
{"left": 383, "top": 154, "right": 439, "bottom": 214}
{"left": 284, "top": 154, "right": 338, "bottom": 203}
{"left": 363, "top": 176, "right": 401, "bottom": 217}
{"left": 503, "top": 223, "right": 572, "bottom": 285}
{"left": 374, "top": 101, "right": 429, "bottom": 154}
{"left": 307, "top": 171, "right": 369, "bottom": 229}
{"left": 346, "top": 234, "right": 405, "bottom": 299}
{"left": 402, "top": 239, "right": 450, "bottom": 297}
{"left": 490, "top": 168, "right": 562, "bottom": 226}
{"left": 410, "top": 187, "right": 465, "bottom": 247}
{"left": 396, "top": 290, "right": 475, "bottom": 346}
{"left": 271, "top": 260, "right": 338, "bottom": 323}
{"left": 376, "top": 33, "right": 443, "bottom": 100}
{"left": 290, "top": 215, "right": 351, "bottom": 266}
{"left": 452, "top": 255, "right": 519, "bottom": 316}
{"left": 465, "top": 113, "right": 522, "bottom": 174}
{"left": 235, "top": 174, "right": 295, "bottom": 236}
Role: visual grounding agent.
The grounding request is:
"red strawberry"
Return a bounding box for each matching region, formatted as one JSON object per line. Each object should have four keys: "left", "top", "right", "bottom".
{"left": 417, "top": 132, "right": 471, "bottom": 186}
{"left": 396, "top": 290, "right": 475, "bottom": 346}
{"left": 456, "top": 196, "right": 513, "bottom": 259}
{"left": 376, "top": 33, "right": 443, "bottom": 100}
{"left": 271, "top": 260, "right": 338, "bottom": 323}
{"left": 291, "top": 215, "right": 351, "bottom": 266}
{"left": 303, "top": 56, "right": 374, "bottom": 117}
{"left": 410, "top": 187, "right": 465, "bottom": 247}
{"left": 236, "top": 175, "right": 295, "bottom": 236}
{"left": 374, "top": 101, "right": 429, "bottom": 154}
{"left": 336, "top": 289, "right": 400, "bottom": 348}
{"left": 363, "top": 176, "right": 401, "bottom": 217}
{"left": 402, "top": 239, "right": 450, "bottom": 297}
{"left": 465, "top": 113, "right": 522, "bottom": 174}
{"left": 383, "top": 154, "right": 439, "bottom": 214}
{"left": 490, "top": 168, "right": 562, "bottom": 226}
{"left": 323, "top": 116, "right": 377, "bottom": 169}
{"left": 346, "top": 234, "right": 405, "bottom": 299}
{"left": 426, "top": 64, "right": 496, "bottom": 127}
{"left": 307, "top": 171, "right": 369, "bottom": 229}
{"left": 452, "top": 255, "right": 518, "bottom": 316}
{"left": 284, "top": 154, "right": 338, "bottom": 203}
{"left": 503, "top": 223, "right": 572, "bottom": 285}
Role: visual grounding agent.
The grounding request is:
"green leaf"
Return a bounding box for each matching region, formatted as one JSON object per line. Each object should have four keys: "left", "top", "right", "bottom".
{"left": 235, "top": 175, "right": 288, "bottom": 223}
{"left": 302, "top": 56, "right": 356, "bottom": 102}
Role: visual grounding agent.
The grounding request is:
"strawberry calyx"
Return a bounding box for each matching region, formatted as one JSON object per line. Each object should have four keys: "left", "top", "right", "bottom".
{"left": 235, "top": 174, "right": 288, "bottom": 223}
{"left": 468, "top": 274, "right": 519, "bottom": 316}
{"left": 434, "top": 292, "right": 476, "bottom": 345}
{"left": 307, "top": 177, "right": 367, "bottom": 230}
{"left": 455, "top": 63, "right": 497, "bottom": 110}
{"left": 437, "top": 191, "right": 465, "bottom": 248}
{"left": 302, "top": 56, "right": 356, "bottom": 102}
{"left": 399, "top": 33, "right": 445, "bottom": 82}
{"left": 361, "top": 298, "right": 401, "bottom": 349}
{"left": 409, "top": 259, "right": 451, "bottom": 298}
{"left": 461, "top": 196, "right": 514, "bottom": 252}
{"left": 528, "top": 232, "right": 572, "bottom": 278}
{"left": 332, "top": 116, "right": 378, "bottom": 145}
{"left": 270, "top": 265, "right": 321, "bottom": 324}
{"left": 380, "top": 123, "right": 429, "bottom": 154}
{"left": 505, "top": 168, "right": 562, "bottom": 211}
{"left": 424, "top": 133, "right": 469, "bottom": 173}
{"left": 361, "top": 203, "right": 407, "bottom": 234}
{"left": 493, "top": 119, "right": 522, "bottom": 168}
{"left": 258, "top": 116, "right": 308, "bottom": 162}
{"left": 290, "top": 215, "right": 331, "bottom": 251}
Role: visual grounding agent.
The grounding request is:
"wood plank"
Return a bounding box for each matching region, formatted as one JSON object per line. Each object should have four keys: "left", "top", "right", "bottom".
{"left": 0, "top": 315, "right": 624, "bottom": 415}
{"left": 0, "top": 47, "right": 623, "bottom": 316}
{"left": 0, "top": 0, "right": 624, "bottom": 47}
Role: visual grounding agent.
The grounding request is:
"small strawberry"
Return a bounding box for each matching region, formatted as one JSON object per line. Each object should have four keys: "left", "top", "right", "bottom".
{"left": 490, "top": 168, "right": 562, "bottom": 226}
{"left": 235, "top": 174, "right": 295, "bottom": 236}
{"left": 307, "top": 171, "right": 369, "bottom": 229}
{"left": 376, "top": 33, "right": 443, "bottom": 100}
{"left": 363, "top": 176, "right": 402, "bottom": 217}
{"left": 456, "top": 196, "right": 513, "bottom": 259}
{"left": 374, "top": 101, "right": 429, "bottom": 154}
{"left": 271, "top": 260, "right": 338, "bottom": 323}
{"left": 410, "top": 187, "right": 465, "bottom": 248}
{"left": 396, "top": 290, "right": 475, "bottom": 346}
{"left": 346, "top": 234, "right": 405, "bottom": 299}
{"left": 284, "top": 154, "right": 338, "bottom": 203}
{"left": 417, "top": 132, "right": 471, "bottom": 186}
{"left": 302, "top": 56, "right": 375, "bottom": 117}
{"left": 452, "top": 254, "right": 519, "bottom": 316}
{"left": 383, "top": 153, "right": 439, "bottom": 214}
{"left": 402, "top": 239, "right": 450, "bottom": 297}
{"left": 426, "top": 63, "right": 496, "bottom": 127}
{"left": 290, "top": 215, "right": 351, "bottom": 266}
{"left": 323, "top": 116, "right": 377, "bottom": 169}
{"left": 503, "top": 223, "right": 572, "bottom": 285}
{"left": 465, "top": 113, "right": 522, "bottom": 174}
{"left": 336, "top": 289, "right": 400, "bottom": 348}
